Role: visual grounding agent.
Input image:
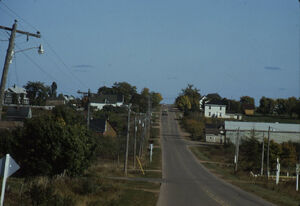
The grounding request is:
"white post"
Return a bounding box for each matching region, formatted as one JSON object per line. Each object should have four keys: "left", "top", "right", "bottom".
{"left": 276, "top": 158, "right": 280, "bottom": 185}
{"left": 149, "top": 144, "right": 153, "bottom": 163}
{"left": 0, "top": 154, "right": 10, "bottom": 206}
{"left": 296, "top": 164, "right": 299, "bottom": 191}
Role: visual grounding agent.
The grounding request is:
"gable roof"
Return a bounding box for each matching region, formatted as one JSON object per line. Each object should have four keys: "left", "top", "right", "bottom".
{"left": 6, "top": 106, "right": 32, "bottom": 121}
{"left": 205, "top": 99, "right": 226, "bottom": 106}
{"left": 90, "top": 95, "right": 123, "bottom": 104}
{"left": 89, "top": 118, "right": 106, "bottom": 133}
{"left": 5, "top": 85, "right": 27, "bottom": 94}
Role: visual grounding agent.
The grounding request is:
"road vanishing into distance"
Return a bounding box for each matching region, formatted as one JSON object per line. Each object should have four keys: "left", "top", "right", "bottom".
{"left": 157, "top": 105, "right": 275, "bottom": 206}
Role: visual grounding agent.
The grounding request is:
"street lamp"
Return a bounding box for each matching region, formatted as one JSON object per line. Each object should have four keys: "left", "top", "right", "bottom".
{"left": 14, "top": 44, "right": 44, "bottom": 55}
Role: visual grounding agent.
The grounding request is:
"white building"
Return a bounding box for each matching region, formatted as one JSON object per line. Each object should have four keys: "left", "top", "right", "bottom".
{"left": 4, "top": 85, "right": 29, "bottom": 105}
{"left": 225, "top": 121, "right": 300, "bottom": 144}
{"left": 89, "top": 95, "right": 124, "bottom": 110}
{"left": 204, "top": 100, "right": 242, "bottom": 120}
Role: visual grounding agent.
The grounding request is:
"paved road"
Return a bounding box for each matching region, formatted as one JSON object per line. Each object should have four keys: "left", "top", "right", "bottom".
{"left": 157, "top": 106, "right": 275, "bottom": 206}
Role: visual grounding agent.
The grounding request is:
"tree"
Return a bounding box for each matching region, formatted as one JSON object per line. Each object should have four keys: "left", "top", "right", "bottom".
{"left": 274, "top": 98, "right": 287, "bottom": 115}
{"left": 240, "top": 136, "right": 261, "bottom": 172}
{"left": 24, "top": 81, "right": 50, "bottom": 105}
{"left": 175, "top": 95, "right": 191, "bottom": 113}
{"left": 240, "top": 96, "right": 255, "bottom": 106}
{"left": 50, "top": 81, "right": 57, "bottom": 98}
{"left": 151, "top": 92, "right": 163, "bottom": 108}
{"left": 97, "top": 86, "right": 116, "bottom": 95}
{"left": 280, "top": 142, "right": 296, "bottom": 172}
{"left": 181, "top": 84, "right": 201, "bottom": 111}
{"left": 112, "top": 82, "right": 137, "bottom": 103}
{"left": 286, "top": 97, "right": 297, "bottom": 117}
{"left": 223, "top": 98, "right": 241, "bottom": 113}
{"left": 258, "top": 97, "right": 275, "bottom": 114}
{"left": 12, "top": 108, "right": 97, "bottom": 177}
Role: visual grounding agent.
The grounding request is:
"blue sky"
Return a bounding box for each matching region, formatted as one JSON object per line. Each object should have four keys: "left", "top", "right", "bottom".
{"left": 0, "top": 0, "right": 299, "bottom": 104}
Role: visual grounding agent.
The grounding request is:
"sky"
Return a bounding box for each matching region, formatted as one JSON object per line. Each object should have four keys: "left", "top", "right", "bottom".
{"left": 0, "top": 0, "right": 299, "bottom": 104}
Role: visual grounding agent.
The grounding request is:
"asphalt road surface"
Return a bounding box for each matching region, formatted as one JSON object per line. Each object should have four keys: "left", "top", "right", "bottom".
{"left": 157, "top": 106, "right": 275, "bottom": 206}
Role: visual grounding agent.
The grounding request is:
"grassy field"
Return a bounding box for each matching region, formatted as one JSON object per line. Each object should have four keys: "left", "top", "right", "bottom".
{"left": 190, "top": 145, "right": 300, "bottom": 206}
{"left": 2, "top": 111, "right": 162, "bottom": 206}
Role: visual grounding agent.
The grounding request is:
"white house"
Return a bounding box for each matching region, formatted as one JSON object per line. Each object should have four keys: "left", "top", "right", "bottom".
{"left": 204, "top": 100, "right": 242, "bottom": 120}
{"left": 4, "top": 85, "right": 29, "bottom": 105}
{"left": 199, "top": 96, "right": 208, "bottom": 111}
{"left": 89, "top": 95, "right": 124, "bottom": 110}
{"left": 204, "top": 100, "right": 227, "bottom": 118}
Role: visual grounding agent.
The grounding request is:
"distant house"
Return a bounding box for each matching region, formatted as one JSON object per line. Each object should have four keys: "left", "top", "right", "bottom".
{"left": 242, "top": 104, "right": 255, "bottom": 115}
{"left": 89, "top": 118, "right": 117, "bottom": 137}
{"left": 204, "top": 100, "right": 227, "bottom": 118}
{"left": 205, "top": 123, "right": 225, "bottom": 144}
{"left": 204, "top": 100, "right": 242, "bottom": 120}
{"left": 4, "top": 85, "right": 29, "bottom": 105}
{"left": 89, "top": 95, "right": 124, "bottom": 110}
{"left": 46, "top": 96, "right": 66, "bottom": 106}
{"left": 5, "top": 106, "right": 32, "bottom": 121}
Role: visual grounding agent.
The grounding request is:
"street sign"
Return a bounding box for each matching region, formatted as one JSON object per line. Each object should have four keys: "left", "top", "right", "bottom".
{"left": 0, "top": 154, "right": 20, "bottom": 206}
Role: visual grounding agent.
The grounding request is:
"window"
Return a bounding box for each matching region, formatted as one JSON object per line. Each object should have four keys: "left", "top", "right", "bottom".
{"left": 209, "top": 106, "right": 211, "bottom": 109}
{"left": 208, "top": 112, "right": 211, "bottom": 116}
{"left": 220, "top": 106, "right": 222, "bottom": 110}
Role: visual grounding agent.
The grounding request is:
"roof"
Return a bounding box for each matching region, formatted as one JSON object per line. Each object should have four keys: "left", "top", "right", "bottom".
{"left": 225, "top": 121, "right": 300, "bottom": 132}
{"left": 90, "top": 95, "right": 123, "bottom": 104}
{"left": 6, "top": 106, "right": 32, "bottom": 121}
{"left": 5, "top": 85, "right": 26, "bottom": 94}
{"left": 89, "top": 118, "right": 106, "bottom": 133}
{"left": 205, "top": 99, "right": 226, "bottom": 106}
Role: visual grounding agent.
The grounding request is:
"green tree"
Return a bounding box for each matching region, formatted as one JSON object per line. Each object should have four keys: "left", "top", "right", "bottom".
{"left": 181, "top": 84, "right": 201, "bottom": 111}
{"left": 240, "top": 136, "right": 261, "bottom": 172}
{"left": 240, "top": 96, "right": 255, "bottom": 106}
{"left": 286, "top": 97, "right": 297, "bottom": 117}
{"left": 280, "top": 142, "right": 296, "bottom": 172}
{"left": 258, "top": 96, "right": 275, "bottom": 114}
{"left": 25, "top": 81, "right": 50, "bottom": 105}
{"left": 112, "top": 82, "right": 137, "bottom": 103}
{"left": 151, "top": 92, "right": 163, "bottom": 108}
{"left": 274, "top": 98, "right": 287, "bottom": 115}
{"left": 175, "top": 95, "right": 191, "bottom": 113}
{"left": 50, "top": 81, "right": 57, "bottom": 98}
{"left": 12, "top": 108, "right": 97, "bottom": 177}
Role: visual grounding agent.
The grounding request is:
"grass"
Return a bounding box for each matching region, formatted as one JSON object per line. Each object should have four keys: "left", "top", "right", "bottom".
{"left": 191, "top": 145, "right": 300, "bottom": 206}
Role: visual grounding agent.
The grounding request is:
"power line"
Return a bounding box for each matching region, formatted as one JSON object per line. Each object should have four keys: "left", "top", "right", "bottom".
{"left": 0, "top": 1, "right": 39, "bottom": 32}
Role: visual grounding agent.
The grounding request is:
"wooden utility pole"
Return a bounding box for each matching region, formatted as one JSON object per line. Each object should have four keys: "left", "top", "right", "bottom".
{"left": 234, "top": 128, "right": 240, "bottom": 173}
{"left": 77, "top": 89, "right": 94, "bottom": 128}
{"left": 0, "top": 20, "right": 41, "bottom": 120}
{"left": 267, "top": 126, "right": 271, "bottom": 178}
{"left": 261, "top": 132, "right": 265, "bottom": 176}
{"left": 124, "top": 104, "right": 131, "bottom": 176}
{"left": 133, "top": 115, "right": 137, "bottom": 169}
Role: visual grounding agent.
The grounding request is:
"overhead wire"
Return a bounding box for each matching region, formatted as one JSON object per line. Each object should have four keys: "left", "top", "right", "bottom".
{"left": 0, "top": 1, "right": 89, "bottom": 91}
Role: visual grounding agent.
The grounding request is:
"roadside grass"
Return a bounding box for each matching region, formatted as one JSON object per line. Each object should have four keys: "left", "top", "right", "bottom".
{"left": 191, "top": 146, "right": 300, "bottom": 206}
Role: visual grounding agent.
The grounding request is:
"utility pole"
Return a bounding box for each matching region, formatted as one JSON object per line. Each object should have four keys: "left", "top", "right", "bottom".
{"left": 261, "top": 132, "right": 265, "bottom": 176}
{"left": 133, "top": 115, "right": 137, "bottom": 169}
{"left": 77, "top": 89, "right": 94, "bottom": 129}
{"left": 124, "top": 104, "right": 131, "bottom": 176}
{"left": 0, "top": 20, "right": 41, "bottom": 120}
{"left": 147, "top": 95, "right": 151, "bottom": 139}
{"left": 267, "top": 126, "right": 271, "bottom": 179}
{"left": 234, "top": 128, "right": 240, "bottom": 173}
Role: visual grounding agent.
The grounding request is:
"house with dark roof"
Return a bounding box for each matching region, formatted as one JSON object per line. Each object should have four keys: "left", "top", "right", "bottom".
{"left": 205, "top": 123, "right": 225, "bottom": 143}
{"left": 89, "top": 118, "right": 117, "bottom": 137}
{"left": 4, "top": 85, "right": 29, "bottom": 105}
{"left": 5, "top": 106, "right": 32, "bottom": 121}
{"left": 205, "top": 99, "right": 242, "bottom": 120}
{"left": 89, "top": 95, "right": 124, "bottom": 110}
